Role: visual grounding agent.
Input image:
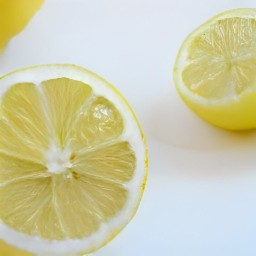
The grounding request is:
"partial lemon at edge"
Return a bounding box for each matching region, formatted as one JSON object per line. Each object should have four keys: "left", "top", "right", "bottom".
{"left": 0, "top": 0, "right": 44, "bottom": 50}
{"left": 174, "top": 8, "right": 256, "bottom": 130}
{"left": 0, "top": 64, "right": 148, "bottom": 255}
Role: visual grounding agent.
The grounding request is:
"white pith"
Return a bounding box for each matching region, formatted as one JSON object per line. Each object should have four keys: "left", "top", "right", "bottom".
{"left": 0, "top": 65, "right": 147, "bottom": 255}
{"left": 46, "top": 142, "right": 73, "bottom": 174}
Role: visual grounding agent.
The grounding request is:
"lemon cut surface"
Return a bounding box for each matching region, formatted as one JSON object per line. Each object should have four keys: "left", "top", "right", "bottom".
{"left": 174, "top": 9, "right": 256, "bottom": 130}
{"left": 0, "top": 65, "right": 147, "bottom": 255}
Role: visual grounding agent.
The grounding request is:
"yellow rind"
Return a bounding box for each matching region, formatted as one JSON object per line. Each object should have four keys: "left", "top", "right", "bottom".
{"left": 174, "top": 85, "right": 256, "bottom": 130}
{"left": 0, "top": 0, "right": 44, "bottom": 50}
{"left": 0, "top": 240, "right": 32, "bottom": 256}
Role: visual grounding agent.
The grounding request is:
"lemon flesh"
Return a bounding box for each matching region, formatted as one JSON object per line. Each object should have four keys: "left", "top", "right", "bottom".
{"left": 0, "top": 0, "right": 44, "bottom": 50}
{"left": 174, "top": 9, "right": 256, "bottom": 130}
{"left": 0, "top": 65, "right": 147, "bottom": 255}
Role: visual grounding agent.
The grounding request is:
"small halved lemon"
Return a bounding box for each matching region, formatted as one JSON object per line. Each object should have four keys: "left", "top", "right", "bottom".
{"left": 0, "top": 64, "right": 147, "bottom": 255}
{"left": 174, "top": 8, "right": 256, "bottom": 130}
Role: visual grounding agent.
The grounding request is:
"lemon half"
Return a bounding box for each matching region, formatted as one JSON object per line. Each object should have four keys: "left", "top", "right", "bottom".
{"left": 174, "top": 8, "right": 256, "bottom": 130}
{"left": 0, "top": 65, "right": 147, "bottom": 255}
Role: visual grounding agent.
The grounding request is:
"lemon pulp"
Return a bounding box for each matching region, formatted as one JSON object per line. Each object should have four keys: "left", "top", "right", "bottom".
{"left": 0, "top": 65, "right": 147, "bottom": 255}
{"left": 183, "top": 18, "right": 256, "bottom": 99}
{"left": 174, "top": 9, "right": 256, "bottom": 130}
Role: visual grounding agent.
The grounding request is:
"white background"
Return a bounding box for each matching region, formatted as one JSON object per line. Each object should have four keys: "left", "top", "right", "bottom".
{"left": 1, "top": 0, "right": 256, "bottom": 255}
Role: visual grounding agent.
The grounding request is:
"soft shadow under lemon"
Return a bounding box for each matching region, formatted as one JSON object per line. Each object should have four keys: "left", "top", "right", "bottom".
{"left": 146, "top": 93, "right": 256, "bottom": 180}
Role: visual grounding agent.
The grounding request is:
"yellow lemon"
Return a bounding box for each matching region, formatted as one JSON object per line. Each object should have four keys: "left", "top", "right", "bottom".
{"left": 0, "top": 64, "right": 148, "bottom": 255}
{"left": 0, "top": 0, "right": 44, "bottom": 50}
{"left": 174, "top": 8, "right": 256, "bottom": 130}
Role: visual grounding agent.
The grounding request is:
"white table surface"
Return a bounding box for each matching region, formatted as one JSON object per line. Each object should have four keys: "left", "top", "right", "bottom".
{"left": 1, "top": 0, "right": 256, "bottom": 255}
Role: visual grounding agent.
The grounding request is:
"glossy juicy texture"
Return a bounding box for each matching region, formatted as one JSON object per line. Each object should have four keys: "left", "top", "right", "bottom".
{"left": 0, "top": 78, "right": 136, "bottom": 240}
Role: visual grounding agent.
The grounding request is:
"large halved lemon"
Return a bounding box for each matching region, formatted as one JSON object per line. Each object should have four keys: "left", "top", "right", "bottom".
{"left": 0, "top": 65, "right": 147, "bottom": 255}
{"left": 174, "top": 8, "right": 256, "bottom": 130}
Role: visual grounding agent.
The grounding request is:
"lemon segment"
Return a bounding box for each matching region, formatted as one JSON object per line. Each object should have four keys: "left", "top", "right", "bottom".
{"left": 0, "top": 119, "right": 45, "bottom": 164}
{"left": 2, "top": 83, "right": 49, "bottom": 152}
{"left": 174, "top": 8, "right": 256, "bottom": 130}
{"left": 41, "top": 78, "right": 92, "bottom": 148}
{"left": 0, "top": 176, "right": 65, "bottom": 240}
{"left": 51, "top": 169, "right": 129, "bottom": 239}
{"left": 0, "top": 0, "right": 44, "bottom": 50}
{"left": 73, "top": 142, "right": 135, "bottom": 183}
{"left": 0, "top": 64, "right": 147, "bottom": 255}
{"left": 0, "top": 154, "right": 46, "bottom": 187}
{"left": 72, "top": 96, "right": 124, "bottom": 150}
